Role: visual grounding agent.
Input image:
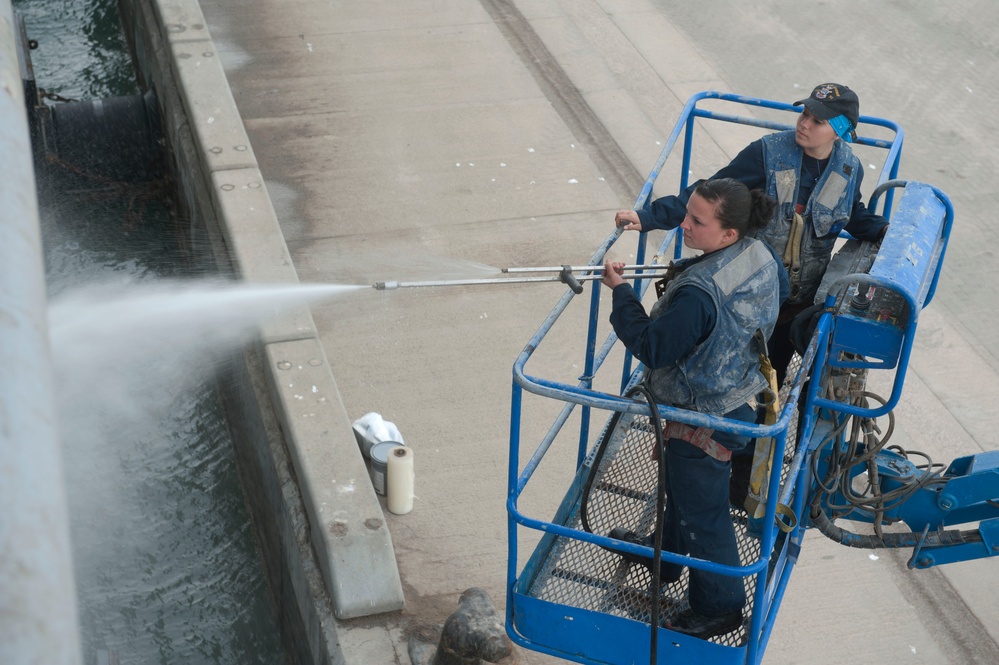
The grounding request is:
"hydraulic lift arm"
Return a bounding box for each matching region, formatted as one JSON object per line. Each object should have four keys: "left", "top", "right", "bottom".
{"left": 797, "top": 180, "right": 999, "bottom": 569}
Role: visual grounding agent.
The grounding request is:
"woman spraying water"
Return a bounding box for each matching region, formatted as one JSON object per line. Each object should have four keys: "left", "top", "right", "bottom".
{"left": 601, "top": 178, "right": 788, "bottom": 639}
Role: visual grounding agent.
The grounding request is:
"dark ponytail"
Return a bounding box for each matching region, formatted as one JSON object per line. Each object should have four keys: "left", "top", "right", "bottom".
{"left": 693, "top": 178, "right": 776, "bottom": 238}
{"left": 747, "top": 188, "right": 777, "bottom": 233}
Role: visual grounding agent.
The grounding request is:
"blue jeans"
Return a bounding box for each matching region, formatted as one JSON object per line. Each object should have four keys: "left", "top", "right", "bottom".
{"left": 659, "top": 402, "right": 755, "bottom": 617}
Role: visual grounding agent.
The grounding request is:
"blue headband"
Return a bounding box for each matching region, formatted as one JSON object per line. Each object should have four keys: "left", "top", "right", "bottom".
{"left": 828, "top": 114, "right": 855, "bottom": 143}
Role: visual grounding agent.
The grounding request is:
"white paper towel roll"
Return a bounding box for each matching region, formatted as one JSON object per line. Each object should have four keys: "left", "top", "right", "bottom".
{"left": 387, "top": 446, "right": 415, "bottom": 515}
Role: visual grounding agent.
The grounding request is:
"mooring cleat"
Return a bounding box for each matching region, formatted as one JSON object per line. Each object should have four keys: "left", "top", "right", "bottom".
{"left": 408, "top": 587, "right": 517, "bottom": 665}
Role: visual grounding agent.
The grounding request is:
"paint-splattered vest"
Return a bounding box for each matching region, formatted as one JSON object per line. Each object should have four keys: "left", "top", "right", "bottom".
{"left": 753, "top": 130, "right": 859, "bottom": 304}
{"left": 646, "top": 237, "right": 781, "bottom": 415}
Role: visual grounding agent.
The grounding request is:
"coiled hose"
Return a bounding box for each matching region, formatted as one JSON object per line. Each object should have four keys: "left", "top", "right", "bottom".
{"left": 808, "top": 390, "right": 982, "bottom": 550}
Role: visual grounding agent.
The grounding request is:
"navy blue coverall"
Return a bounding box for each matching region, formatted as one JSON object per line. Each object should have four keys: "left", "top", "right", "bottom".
{"left": 609, "top": 246, "right": 789, "bottom": 617}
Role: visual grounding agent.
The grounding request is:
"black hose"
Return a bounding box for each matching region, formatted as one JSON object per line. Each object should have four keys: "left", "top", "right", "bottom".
{"left": 620, "top": 385, "right": 667, "bottom": 665}
{"left": 579, "top": 409, "right": 622, "bottom": 535}
{"left": 579, "top": 385, "right": 666, "bottom": 665}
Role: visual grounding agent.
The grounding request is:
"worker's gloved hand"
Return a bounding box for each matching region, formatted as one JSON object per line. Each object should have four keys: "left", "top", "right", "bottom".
{"left": 614, "top": 209, "right": 643, "bottom": 232}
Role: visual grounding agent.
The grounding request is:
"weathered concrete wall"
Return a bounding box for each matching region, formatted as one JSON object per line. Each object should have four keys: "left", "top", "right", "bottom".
{"left": 116, "top": 1, "right": 406, "bottom": 663}
{"left": 0, "top": 3, "right": 83, "bottom": 663}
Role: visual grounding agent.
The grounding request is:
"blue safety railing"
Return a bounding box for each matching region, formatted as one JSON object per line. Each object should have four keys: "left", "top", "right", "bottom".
{"left": 505, "top": 91, "right": 908, "bottom": 665}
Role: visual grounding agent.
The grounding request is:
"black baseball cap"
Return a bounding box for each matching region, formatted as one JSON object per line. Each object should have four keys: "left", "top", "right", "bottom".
{"left": 794, "top": 83, "right": 860, "bottom": 128}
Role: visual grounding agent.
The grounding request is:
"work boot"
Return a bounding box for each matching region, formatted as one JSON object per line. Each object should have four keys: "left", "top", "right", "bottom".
{"left": 666, "top": 608, "right": 744, "bottom": 639}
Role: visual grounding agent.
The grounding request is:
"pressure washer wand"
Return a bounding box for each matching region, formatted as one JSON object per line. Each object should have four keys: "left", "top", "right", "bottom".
{"left": 500, "top": 264, "right": 659, "bottom": 274}
{"left": 372, "top": 264, "right": 664, "bottom": 294}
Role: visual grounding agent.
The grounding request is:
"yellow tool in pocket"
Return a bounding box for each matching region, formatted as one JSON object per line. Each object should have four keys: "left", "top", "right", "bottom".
{"left": 744, "top": 352, "right": 797, "bottom": 534}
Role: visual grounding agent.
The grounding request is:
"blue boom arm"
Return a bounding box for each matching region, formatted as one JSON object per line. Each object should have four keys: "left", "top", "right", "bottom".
{"left": 798, "top": 180, "right": 999, "bottom": 569}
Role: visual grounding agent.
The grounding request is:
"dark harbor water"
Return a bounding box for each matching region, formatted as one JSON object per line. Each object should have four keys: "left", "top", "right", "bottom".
{"left": 16, "top": 1, "right": 286, "bottom": 663}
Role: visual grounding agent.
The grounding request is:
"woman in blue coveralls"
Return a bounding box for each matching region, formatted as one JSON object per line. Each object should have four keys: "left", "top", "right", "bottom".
{"left": 602, "top": 178, "right": 788, "bottom": 639}
{"left": 614, "top": 83, "right": 888, "bottom": 387}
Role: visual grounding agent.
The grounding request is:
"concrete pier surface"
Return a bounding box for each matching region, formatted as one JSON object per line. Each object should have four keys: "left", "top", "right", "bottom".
{"left": 194, "top": 1, "right": 999, "bottom": 663}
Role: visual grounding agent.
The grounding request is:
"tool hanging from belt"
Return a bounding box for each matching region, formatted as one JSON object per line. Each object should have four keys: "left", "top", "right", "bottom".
{"left": 773, "top": 168, "right": 805, "bottom": 302}
{"left": 745, "top": 330, "right": 796, "bottom": 533}
{"left": 783, "top": 212, "right": 805, "bottom": 302}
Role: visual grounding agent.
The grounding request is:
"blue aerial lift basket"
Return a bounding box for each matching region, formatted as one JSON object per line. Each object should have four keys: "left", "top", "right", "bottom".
{"left": 504, "top": 91, "right": 985, "bottom": 665}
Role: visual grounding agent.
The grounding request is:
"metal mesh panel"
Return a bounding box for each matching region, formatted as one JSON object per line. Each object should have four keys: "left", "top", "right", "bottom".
{"left": 525, "top": 410, "right": 775, "bottom": 647}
